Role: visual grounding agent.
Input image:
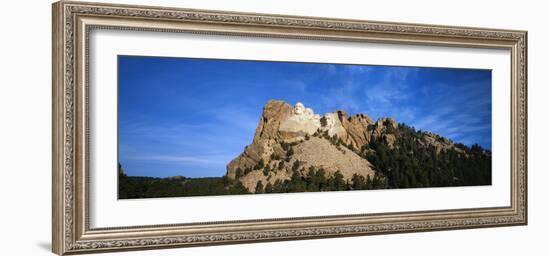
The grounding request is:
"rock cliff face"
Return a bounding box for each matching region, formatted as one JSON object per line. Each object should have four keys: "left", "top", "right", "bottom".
{"left": 226, "top": 100, "right": 459, "bottom": 192}
{"left": 225, "top": 100, "right": 292, "bottom": 180}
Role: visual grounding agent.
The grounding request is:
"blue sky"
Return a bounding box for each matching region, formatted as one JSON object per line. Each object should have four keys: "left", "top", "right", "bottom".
{"left": 118, "top": 55, "right": 492, "bottom": 178}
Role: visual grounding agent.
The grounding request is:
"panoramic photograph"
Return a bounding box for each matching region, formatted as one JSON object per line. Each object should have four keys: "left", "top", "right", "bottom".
{"left": 117, "top": 55, "right": 492, "bottom": 199}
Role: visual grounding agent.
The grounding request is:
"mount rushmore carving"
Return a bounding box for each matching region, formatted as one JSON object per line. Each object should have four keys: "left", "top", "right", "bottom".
{"left": 278, "top": 102, "right": 348, "bottom": 140}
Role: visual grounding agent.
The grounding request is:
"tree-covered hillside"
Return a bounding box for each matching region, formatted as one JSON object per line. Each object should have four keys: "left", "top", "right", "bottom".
{"left": 364, "top": 123, "right": 491, "bottom": 189}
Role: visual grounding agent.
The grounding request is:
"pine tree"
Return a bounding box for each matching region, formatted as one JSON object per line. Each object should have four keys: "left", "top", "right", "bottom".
{"left": 292, "top": 160, "right": 301, "bottom": 172}
{"left": 235, "top": 168, "right": 243, "bottom": 179}
{"left": 265, "top": 182, "right": 273, "bottom": 193}
{"left": 352, "top": 174, "right": 366, "bottom": 190}
{"left": 286, "top": 147, "right": 294, "bottom": 157}
{"left": 333, "top": 171, "right": 345, "bottom": 190}
{"left": 255, "top": 181, "right": 264, "bottom": 193}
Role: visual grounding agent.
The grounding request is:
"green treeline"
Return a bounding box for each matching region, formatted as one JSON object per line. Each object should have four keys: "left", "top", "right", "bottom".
{"left": 252, "top": 168, "right": 387, "bottom": 194}
{"left": 119, "top": 166, "right": 385, "bottom": 199}
{"left": 118, "top": 165, "right": 249, "bottom": 199}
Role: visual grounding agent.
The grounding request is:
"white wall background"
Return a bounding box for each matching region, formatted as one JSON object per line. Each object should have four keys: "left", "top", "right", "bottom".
{"left": 0, "top": 0, "right": 547, "bottom": 255}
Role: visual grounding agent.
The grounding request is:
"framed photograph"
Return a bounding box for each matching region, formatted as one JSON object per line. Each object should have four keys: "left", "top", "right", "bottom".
{"left": 52, "top": 1, "right": 527, "bottom": 255}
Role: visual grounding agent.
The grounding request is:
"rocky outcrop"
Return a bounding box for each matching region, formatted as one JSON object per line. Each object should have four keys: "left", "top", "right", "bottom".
{"left": 369, "top": 117, "right": 398, "bottom": 148}
{"left": 226, "top": 100, "right": 459, "bottom": 192}
{"left": 226, "top": 100, "right": 291, "bottom": 179}
{"left": 345, "top": 114, "right": 374, "bottom": 150}
{"left": 418, "top": 132, "right": 457, "bottom": 154}
{"left": 252, "top": 100, "right": 293, "bottom": 142}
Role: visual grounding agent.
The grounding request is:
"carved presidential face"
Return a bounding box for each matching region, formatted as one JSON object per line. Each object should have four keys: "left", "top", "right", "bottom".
{"left": 323, "top": 114, "right": 336, "bottom": 127}
{"left": 294, "top": 102, "right": 305, "bottom": 115}
{"left": 304, "top": 108, "right": 314, "bottom": 117}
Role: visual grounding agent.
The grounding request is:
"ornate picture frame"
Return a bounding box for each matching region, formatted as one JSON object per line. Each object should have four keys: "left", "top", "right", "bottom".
{"left": 52, "top": 1, "right": 527, "bottom": 255}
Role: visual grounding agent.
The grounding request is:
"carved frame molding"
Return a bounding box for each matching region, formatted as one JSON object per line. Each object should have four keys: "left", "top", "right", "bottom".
{"left": 52, "top": 1, "right": 527, "bottom": 255}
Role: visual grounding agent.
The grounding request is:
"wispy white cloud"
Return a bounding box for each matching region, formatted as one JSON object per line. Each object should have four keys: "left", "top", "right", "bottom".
{"left": 118, "top": 104, "right": 260, "bottom": 177}
{"left": 410, "top": 97, "right": 491, "bottom": 147}
{"left": 210, "top": 108, "right": 259, "bottom": 133}
{"left": 130, "top": 155, "right": 230, "bottom": 165}
{"left": 324, "top": 64, "right": 337, "bottom": 76}
{"left": 319, "top": 81, "right": 362, "bottom": 113}
{"left": 282, "top": 80, "right": 308, "bottom": 92}
{"left": 345, "top": 65, "right": 373, "bottom": 74}
{"left": 359, "top": 68, "right": 419, "bottom": 122}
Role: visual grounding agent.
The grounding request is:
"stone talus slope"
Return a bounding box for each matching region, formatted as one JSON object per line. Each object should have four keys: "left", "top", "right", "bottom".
{"left": 292, "top": 137, "right": 375, "bottom": 180}
{"left": 237, "top": 137, "right": 376, "bottom": 192}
